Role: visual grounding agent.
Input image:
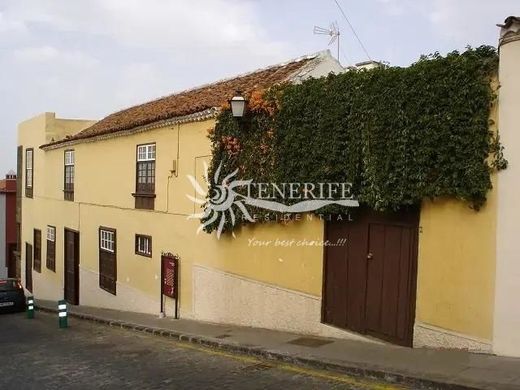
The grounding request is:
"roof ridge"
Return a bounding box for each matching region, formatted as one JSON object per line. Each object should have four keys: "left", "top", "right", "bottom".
{"left": 108, "top": 50, "right": 329, "bottom": 116}
{"left": 168, "top": 50, "right": 328, "bottom": 95}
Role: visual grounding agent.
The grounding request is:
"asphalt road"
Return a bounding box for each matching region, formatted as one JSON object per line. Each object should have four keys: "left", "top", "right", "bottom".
{"left": 0, "top": 311, "right": 404, "bottom": 390}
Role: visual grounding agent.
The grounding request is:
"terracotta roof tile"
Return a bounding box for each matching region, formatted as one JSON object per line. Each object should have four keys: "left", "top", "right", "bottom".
{"left": 44, "top": 53, "right": 325, "bottom": 148}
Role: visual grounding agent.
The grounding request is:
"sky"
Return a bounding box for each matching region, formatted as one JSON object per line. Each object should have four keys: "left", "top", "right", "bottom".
{"left": 0, "top": 0, "right": 517, "bottom": 175}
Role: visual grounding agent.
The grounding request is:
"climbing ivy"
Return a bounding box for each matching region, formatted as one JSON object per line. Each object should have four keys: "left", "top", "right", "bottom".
{"left": 204, "top": 46, "right": 506, "bottom": 233}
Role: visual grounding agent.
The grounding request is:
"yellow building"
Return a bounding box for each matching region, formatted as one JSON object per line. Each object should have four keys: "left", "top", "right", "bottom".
{"left": 17, "top": 48, "right": 506, "bottom": 354}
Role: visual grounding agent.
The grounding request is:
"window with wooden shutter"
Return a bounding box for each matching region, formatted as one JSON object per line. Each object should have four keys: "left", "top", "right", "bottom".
{"left": 99, "top": 227, "right": 117, "bottom": 295}
{"left": 25, "top": 148, "right": 33, "bottom": 198}
{"left": 33, "top": 229, "right": 41, "bottom": 273}
{"left": 64, "top": 150, "right": 75, "bottom": 201}
{"left": 46, "top": 226, "right": 56, "bottom": 272}
{"left": 132, "top": 143, "right": 156, "bottom": 210}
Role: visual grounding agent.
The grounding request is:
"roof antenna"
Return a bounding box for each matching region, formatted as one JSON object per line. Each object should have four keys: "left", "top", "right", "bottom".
{"left": 313, "top": 22, "right": 340, "bottom": 61}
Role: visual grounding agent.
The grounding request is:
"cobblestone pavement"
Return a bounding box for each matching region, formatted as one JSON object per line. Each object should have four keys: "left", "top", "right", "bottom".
{"left": 0, "top": 311, "right": 406, "bottom": 390}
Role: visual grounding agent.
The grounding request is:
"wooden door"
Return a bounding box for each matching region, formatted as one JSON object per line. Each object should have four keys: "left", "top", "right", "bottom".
{"left": 322, "top": 216, "right": 367, "bottom": 334}
{"left": 25, "top": 243, "right": 32, "bottom": 292}
{"left": 99, "top": 228, "right": 117, "bottom": 295}
{"left": 322, "top": 208, "right": 419, "bottom": 346}
{"left": 33, "top": 229, "right": 41, "bottom": 273}
{"left": 64, "top": 229, "right": 79, "bottom": 305}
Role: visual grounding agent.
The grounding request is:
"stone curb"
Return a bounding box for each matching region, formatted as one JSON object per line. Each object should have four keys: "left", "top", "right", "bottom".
{"left": 36, "top": 305, "right": 478, "bottom": 390}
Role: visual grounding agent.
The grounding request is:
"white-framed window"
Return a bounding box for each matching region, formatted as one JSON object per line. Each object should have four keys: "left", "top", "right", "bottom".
{"left": 137, "top": 144, "right": 156, "bottom": 162}
{"left": 135, "top": 235, "right": 152, "bottom": 257}
{"left": 136, "top": 143, "right": 156, "bottom": 198}
{"left": 65, "top": 150, "right": 75, "bottom": 166}
{"left": 100, "top": 229, "right": 115, "bottom": 252}
{"left": 46, "top": 226, "right": 56, "bottom": 242}
{"left": 64, "top": 150, "right": 75, "bottom": 200}
{"left": 26, "top": 149, "right": 33, "bottom": 188}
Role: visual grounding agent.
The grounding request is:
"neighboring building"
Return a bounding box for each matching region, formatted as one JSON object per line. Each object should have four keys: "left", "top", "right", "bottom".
{"left": 0, "top": 171, "right": 17, "bottom": 279}
{"left": 354, "top": 60, "right": 384, "bottom": 70}
{"left": 493, "top": 15, "right": 520, "bottom": 358}
{"left": 15, "top": 25, "right": 520, "bottom": 359}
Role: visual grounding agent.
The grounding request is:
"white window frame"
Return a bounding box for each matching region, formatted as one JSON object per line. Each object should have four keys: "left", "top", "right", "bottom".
{"left": 64, "top": 150, "right": 75, "bottom": 188}
{"left": 137, "top": 144, "right": 156, "bottom": 162}
{"left": 46, "top": 226, "right": 55, "bottom": 242}
{"left": 65, "top": 150, "right": 75, "bottom": 166}
{"left": 26, "top": 149, "right": 33, "bottom": 188}
{"left": 100, "top": 229, "right": 115, "bottom": 253}
{"left": 136, "top": 235, "right": 151, "bottom": 256}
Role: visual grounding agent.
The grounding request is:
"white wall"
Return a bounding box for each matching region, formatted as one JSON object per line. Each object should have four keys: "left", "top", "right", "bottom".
{"left": 191, "top": 265, "right": 379, "bottom": 342}
{"left": 494, "top": 18, "right": 520, "bottom": 357}
{"left": 290, "top": 50, "right": 345, "bottom": 83}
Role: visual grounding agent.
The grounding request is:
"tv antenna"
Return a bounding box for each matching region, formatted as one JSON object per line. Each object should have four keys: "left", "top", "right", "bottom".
{"left": 313, "top": 22, "right": 340, "bottom": 61}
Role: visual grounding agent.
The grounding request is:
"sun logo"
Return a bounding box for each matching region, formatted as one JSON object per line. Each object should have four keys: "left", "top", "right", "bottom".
{"left": 187, "top": 162, "right": 253, "bottom": 238}
{"left": 187, "top": 163, "right": 359, "bottom": 239}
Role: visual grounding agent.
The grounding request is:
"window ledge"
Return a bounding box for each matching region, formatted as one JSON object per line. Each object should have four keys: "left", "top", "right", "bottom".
{"left": 135, "top": 251, "right": 152, "bottom": 258}
{"left": 132, "top": 193, "right": 156, "bottom": 198}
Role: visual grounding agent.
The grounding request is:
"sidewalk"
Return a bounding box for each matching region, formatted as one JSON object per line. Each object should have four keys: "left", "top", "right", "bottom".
{"left": 36, "top": 299, "right": 520, "bottom": 390}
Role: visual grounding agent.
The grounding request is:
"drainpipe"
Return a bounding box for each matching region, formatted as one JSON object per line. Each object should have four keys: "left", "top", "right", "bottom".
{"left": 494, "top": 16, "right": 520, "bottom": 357}
{"left": 165, "top": 124, "right": 180, "bottom": 213}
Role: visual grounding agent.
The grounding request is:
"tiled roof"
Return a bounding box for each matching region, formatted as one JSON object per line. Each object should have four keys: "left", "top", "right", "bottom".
{"left": 43, "top": 52, "right": 329, "bottom": 148}
{"left": 0, "top": 178, "right": 16, "bottom": 193}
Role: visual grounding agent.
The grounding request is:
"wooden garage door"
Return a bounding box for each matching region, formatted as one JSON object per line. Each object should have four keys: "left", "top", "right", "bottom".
{"left": 322, "top": 208, "right": 419, "bottom": 346}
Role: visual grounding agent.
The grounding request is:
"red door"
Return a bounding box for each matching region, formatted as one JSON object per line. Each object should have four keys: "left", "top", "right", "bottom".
{"left": 322, "top": 208, "right": 419, "bottom": 346}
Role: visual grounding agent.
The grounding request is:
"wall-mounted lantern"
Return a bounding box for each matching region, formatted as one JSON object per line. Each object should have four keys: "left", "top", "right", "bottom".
{"left": 230, "top": 91, "right": 247, "bottom": 118}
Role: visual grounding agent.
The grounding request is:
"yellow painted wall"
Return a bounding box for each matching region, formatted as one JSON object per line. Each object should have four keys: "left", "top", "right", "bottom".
{"left": 19, "top": 114, "right": 325, "bottom": 317}
{"left": 18, "top": 113, "right": 95, "bottom": 299}
{"left": 19, "top": 107, "right": 498, "bottom": 342}
{"left": 415, "top": 91, "right": 499, "bottom": 341}
{"left": 416, "top": 186, "right": 497, "bottom": 340}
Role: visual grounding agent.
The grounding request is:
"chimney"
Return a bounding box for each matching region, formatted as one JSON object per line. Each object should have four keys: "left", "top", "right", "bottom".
{"left": 494, "top": 16, "right": 520, "bottom": 357}
{"left": 6, "top": 170, "right": 16, "bottom": 181}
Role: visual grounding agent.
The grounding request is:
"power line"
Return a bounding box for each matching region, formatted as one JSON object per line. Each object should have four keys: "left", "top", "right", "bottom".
{"left": 340, "top": 45, "right": 351, "bottom": 66}
{"left": 332, "top": 0, "right": 372, "bottom": 61}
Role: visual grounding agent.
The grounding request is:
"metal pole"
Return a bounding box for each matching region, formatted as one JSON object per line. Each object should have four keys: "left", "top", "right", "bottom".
{"left": 174, "top": 258, "right": 179, "bottom": 319}
{"left": 58, "top": 300, "right": 68, "bottom": 328}
{"left": 26, "top": 296, "right": 34, "bottom": 319}
{"left": 160, "top": 256, "right": 164, "bottom": 315}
